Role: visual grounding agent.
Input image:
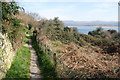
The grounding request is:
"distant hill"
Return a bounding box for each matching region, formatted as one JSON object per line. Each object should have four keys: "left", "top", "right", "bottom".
{"left": 62, "top": 20, "right": 118, "bottom": 26}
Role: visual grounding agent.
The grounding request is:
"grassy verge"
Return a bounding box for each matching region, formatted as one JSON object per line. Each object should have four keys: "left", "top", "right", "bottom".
{"left": 5, "top": 46, "right": 31, "bottom": 78}
{"left": 31, "top": 36, "right": 57, "bottom": 79}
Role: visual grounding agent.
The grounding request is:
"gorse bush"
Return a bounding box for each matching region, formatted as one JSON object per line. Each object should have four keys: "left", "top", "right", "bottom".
{"left": 79, "top": 34, "right": 111, "bottom": 46}
{"left": 36, "top": 18, "right": 120, "bottom": 55}
{"left": 107, "top": 29, "right": 117, "bottom": 34}
{"left": 88, "top": 27, "right": 106, "bottom": 38}
{"left": 38, "top": 23, "right": 86, "bottom": 46}
{"left": 39, "top": 17, "right": 64, "bottom": 28}
{"left": 88, "top": 27, "right": 120, "bottom": 54}
{"left": 64, "top": 27, "right": 71, "bottom": 32}
{"left": 37, "top": 18, "right": 116, "bottom": 47}
{"left": 88, "top": 27, "right": 119, "bottom": 41}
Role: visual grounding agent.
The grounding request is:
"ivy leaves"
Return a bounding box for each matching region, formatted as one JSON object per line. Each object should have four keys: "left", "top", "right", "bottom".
{"left": 2, "top": 1, "right": 20, "bottom": 21}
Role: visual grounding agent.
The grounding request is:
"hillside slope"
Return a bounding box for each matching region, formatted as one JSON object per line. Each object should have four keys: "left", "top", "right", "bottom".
{"left": 33, "top": 18, "right": 120, "bottom": 78}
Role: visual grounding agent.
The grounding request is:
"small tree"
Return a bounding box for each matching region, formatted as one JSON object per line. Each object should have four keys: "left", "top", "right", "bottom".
{"left": 107, "top": 29, "right": 117, "bottom": 34}
{"left": 96, "top": 27, "right": 103, "bottom": 32}
{"left": 54, "top": 17, "right": 60, "bottom": 27}
{"left": 88, "top": 27, "right": 105, "bottom": 38}
{"left": 64, "top": 27, "right": 71, "bottom": 32}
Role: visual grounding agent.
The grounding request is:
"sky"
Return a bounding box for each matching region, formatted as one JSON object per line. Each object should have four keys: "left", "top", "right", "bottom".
{"left": 14, "top": 0, "right": 118, "bottom": 21}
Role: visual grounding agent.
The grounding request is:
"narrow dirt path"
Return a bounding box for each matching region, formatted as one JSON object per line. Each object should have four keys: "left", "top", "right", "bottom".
{"left": 24, "top": 35, "right": 42, "bottom": 79}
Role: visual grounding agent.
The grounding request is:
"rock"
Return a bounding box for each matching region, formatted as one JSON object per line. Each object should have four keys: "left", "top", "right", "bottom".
{"left": 0, "top": 32, "right": 15, "bottom": 79}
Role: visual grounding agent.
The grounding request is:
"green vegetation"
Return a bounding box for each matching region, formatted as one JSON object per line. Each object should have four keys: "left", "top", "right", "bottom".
{"left": 88, "top": 27, "right": 119, "bottom": 41}
{"left": 23, "top": 35, "right": 29, "bottom": 44}
{"left": 39, "top": 26, "right": 86, "bottom": 46}
{"left": 5, "top": 46, "right": 31, "bottom": 78}
{"left": 31, "top": 36, "right": 57, "bottom": 79}
{"left": 1, "top": 0, "right": 119, "bottom": 78}
{"left": 38, "top": 19, "right": 117, "bottom": 48}
{"left": 1, "top": 1, "right": 32, "bottom": 79}
{"left": 88, "top": 27, "right": 105, "bottom": 38}
{"left": 39, "top": 17, "right": 64, "bottom": 28}
{"left": 2, "top": 1, "right": 20, "bottom": 21}
{"left": 64, "top": 27, "right": 71, "bottom": 32}
{"left": 52, "top": 42, "right": 63, "bottom": 47}
{"left": 34, "top": 18, "right": 119, "bottom": 78}
{"left": 23, "top": 27, "right": 33, "bottom": 44}
{"left": 1, "top": 1, "right": 25, "bottom": 50}
{"left": 88, "top": 28, "right": 120, "bottom": 54}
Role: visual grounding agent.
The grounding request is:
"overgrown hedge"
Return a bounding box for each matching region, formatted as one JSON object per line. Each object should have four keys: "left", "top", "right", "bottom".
{"left": 1, "top": 1, "right": 26, "bottom": 50}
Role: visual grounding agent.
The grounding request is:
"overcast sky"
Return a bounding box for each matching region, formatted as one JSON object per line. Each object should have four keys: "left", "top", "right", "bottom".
{"left": 15, "top": 0, "right": 118, "bottom": 21}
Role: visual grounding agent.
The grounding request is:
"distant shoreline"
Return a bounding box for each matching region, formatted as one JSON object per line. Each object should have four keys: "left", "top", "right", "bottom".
{"left": 68, "top": 25, "right": 118, "bottom": 28}
{"left": 68, "top": 25, "right": 118, "bottom": 34}
{"left": 92, "top": 26, "right": 118, "bottom": 28}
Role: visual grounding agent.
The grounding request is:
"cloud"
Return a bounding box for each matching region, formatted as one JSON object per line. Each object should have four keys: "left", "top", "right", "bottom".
{"left": 93, "top": 3, "right": 117, "bottom": 10}
{"left": 13, "top": 0, "right": 117, "bottom": 21}
{"left": 94, "top": 3, "right": 115, "bottom": 9}
{"left": 33, "top": 2, "right": 117, "bottom": 21}
{"left": 37, "top": 8, "right": 63, "bottom": 19}
{"left": 89, "top": 9, "right": 109, "bottom": 14}
{"left": 14, "top": 0, "right": 119, "bottom": 2}
{"left": 36, "top": 6, "right": 82, "bottom": 21}
{"left": 87, "top": 7, "right": 117, "bottom": 21}
{"left": 87, "top": 2, "right": 117, "bottom": 19}
{"left": 36, "top": 5, "right": 76, "bottom": 20}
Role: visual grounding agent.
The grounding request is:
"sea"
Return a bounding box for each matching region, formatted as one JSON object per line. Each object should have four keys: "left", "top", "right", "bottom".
{"left": 68, "top": 26, "right": 118, "bottom": 34}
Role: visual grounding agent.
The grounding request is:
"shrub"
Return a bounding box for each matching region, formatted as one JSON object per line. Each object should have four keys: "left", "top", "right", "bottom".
{"left": 10, "top": 18, "right": 21, "bottom": 27}
{"left": 64, "top": 27, "right": 71, "bottom": 32}
{"left": 107, "top": 29, "right": 117, "bottom": 34}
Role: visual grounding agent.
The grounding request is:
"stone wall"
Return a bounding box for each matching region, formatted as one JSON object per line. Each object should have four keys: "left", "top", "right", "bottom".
{"left": 0, "top": 32, "right": 15, "bottom": 79}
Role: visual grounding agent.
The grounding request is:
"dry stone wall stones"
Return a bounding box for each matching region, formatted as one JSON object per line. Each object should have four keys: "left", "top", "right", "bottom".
{"left": 0, "top": 32, "right": 15, "bottom": 79}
